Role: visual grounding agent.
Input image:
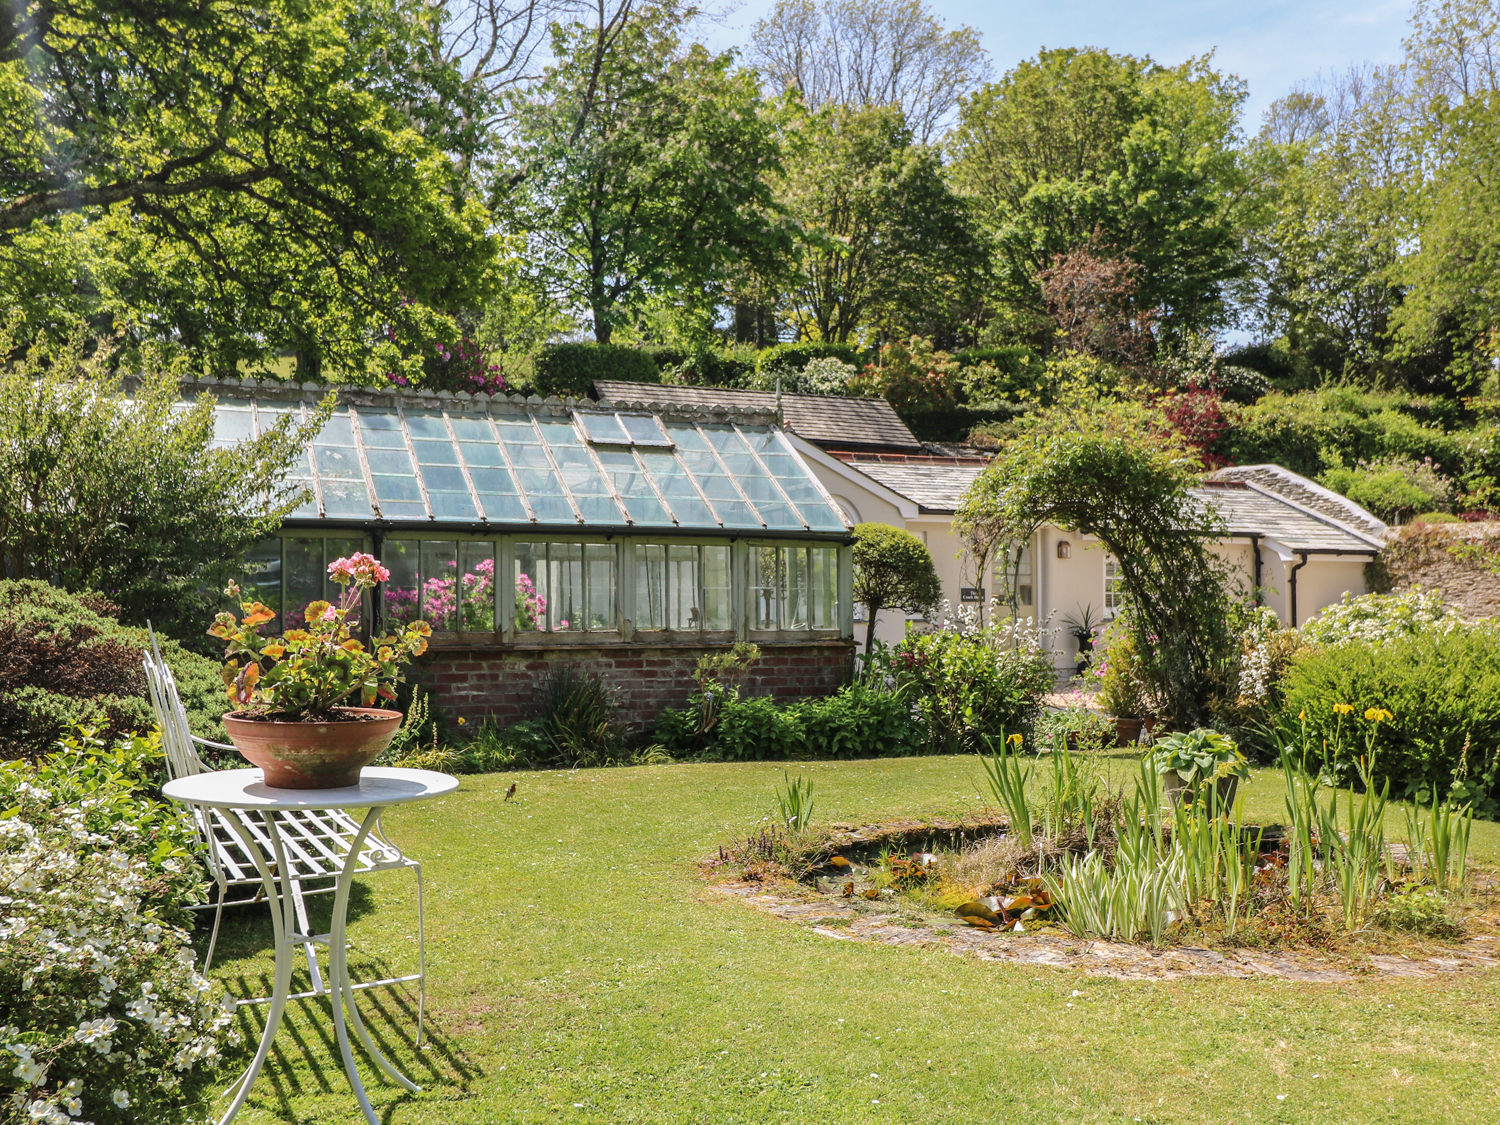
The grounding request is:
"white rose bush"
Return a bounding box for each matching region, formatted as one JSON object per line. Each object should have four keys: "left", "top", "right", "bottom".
{"left": 0, "top": 730, "right": 237, "bottom": 1124}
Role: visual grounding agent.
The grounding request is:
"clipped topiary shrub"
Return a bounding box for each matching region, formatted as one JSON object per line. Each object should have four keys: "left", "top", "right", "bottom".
{"left": 0, "top": 580, "right": 226, "bottom": 760}
{"left": 530, "top": 343, "right": 661, "bottom": 398}
{"left": 753, "top": 341, "right": 863, "bottom": 376}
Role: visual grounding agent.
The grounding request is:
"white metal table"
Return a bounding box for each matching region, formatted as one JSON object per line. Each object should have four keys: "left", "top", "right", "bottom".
{"left": 162, "top": 767, "right": 459, "bottom": 1125}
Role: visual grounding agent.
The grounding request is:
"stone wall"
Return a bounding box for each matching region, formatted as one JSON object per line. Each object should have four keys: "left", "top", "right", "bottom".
{"left": 1369, "top": 523, "right": 1500, "bottom": 619}
{"left": 416, "top": 640, "right": 855, "bottom": 732}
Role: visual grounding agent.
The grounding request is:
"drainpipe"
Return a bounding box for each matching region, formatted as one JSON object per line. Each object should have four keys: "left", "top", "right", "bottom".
{"left": 1249, "top": 535, "right": 1262, "bottom": 605}
{"left": 1288, "top": 551, "right": 1308, "bottom": 627}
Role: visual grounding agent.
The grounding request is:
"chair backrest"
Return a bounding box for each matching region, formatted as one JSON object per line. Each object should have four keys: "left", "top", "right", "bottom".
{"left": 143, "top": 626, "right": 205, "bottom": 781}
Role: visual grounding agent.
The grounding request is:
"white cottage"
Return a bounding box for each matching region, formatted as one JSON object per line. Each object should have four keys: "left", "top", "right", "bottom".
{"left": 592, "top": 381, "right": 1387, "bottom": 674}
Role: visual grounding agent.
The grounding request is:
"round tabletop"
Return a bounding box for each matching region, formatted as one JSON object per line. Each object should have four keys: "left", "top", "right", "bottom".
{"left": 162, "top": 767, "right": 459, "bottom": 811}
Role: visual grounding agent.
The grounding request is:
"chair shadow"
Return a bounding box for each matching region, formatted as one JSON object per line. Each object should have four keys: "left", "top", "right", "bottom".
{"left": 222, "top": 955, "right": 483, "bottom": 1122}
{"left": 192, "top": 879, "right": 380, "bottom": 965}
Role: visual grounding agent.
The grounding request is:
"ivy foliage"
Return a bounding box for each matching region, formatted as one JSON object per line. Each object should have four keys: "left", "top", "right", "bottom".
{"left": 957, "top": 386, "right": 1239, "bottom": 726}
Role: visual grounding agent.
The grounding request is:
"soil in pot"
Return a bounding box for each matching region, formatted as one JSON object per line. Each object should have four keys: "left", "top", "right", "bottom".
{"left": 224, "top": 707, "right": 402, "bottom": 789}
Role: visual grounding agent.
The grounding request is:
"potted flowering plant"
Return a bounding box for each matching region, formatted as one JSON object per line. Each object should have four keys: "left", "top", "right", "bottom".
{"left": 210, "top": 553, "right": 432, "bottom": 788}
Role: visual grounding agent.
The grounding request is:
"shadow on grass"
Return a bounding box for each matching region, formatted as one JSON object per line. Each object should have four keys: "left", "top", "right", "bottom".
{"left": 191, "top": 879, "right": 380, "bottom": 964}
{"left": 222, "top": 958, "right": 483, "bottom": 1121}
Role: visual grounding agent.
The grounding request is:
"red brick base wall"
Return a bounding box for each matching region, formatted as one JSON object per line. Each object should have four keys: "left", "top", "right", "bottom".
{"left": 417, "top": 641, "right": 855, "bottom": 732}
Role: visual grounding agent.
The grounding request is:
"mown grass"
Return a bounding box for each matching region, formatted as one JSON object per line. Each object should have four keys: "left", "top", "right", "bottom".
{"left": 209, "top": 752, "right": 1500, "bottom": 1125}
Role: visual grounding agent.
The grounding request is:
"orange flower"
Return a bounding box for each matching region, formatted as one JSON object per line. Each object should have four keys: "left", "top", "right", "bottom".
{"left": 409, "top": 620, "right": 433, "bottom": 638}
{"left": 341, "top": 638, "right": 364, "bottom": 652}
{"left": 242, "top": 603, "right": 276, "bottom": 627}
{"left": 283, "top": 630, "right": 310, "bottom": 642}
{"left": 261, "top": 643, "right": 286, "bottom": 660}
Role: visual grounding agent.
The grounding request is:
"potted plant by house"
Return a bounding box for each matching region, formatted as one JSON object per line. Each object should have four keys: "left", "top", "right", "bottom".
{"left": 1148, "top": 728, "right": 1250, "bottom": 813}
{"left": 211, "top": 553, "right": 432, "bottom": 788}
{"left": 1094, "top": 628, "right": 1153, "bottom": 745}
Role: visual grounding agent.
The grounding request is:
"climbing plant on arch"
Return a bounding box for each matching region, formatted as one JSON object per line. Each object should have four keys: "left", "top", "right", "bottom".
{"left": 955, "top": 386, "right": 1240, "bottom": 727}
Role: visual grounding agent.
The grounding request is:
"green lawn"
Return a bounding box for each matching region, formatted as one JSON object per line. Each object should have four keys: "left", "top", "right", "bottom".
{"left": 210, "top": 754, "right": 1500, "bottom": 1125}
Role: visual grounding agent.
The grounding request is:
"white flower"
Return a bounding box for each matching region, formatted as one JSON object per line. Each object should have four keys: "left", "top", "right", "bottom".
{"left": 111, "top": 1089, "right": 130, "bottom": 1109}
{"left": 14, "top": 1055, "right": 46, "bottom": 1084}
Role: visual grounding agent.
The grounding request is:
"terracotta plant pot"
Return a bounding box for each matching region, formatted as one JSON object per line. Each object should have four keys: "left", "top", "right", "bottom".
{"left": 223, "top": 708, "right": 403, "bottom": 789}
{"left": 1114, "top": 717, "right": 1145, "bottom": 746}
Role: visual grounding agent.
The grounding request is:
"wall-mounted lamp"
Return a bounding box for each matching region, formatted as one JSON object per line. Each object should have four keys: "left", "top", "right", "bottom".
{"left": 1056, "top": 541, "right": 1072, "bottom": 559}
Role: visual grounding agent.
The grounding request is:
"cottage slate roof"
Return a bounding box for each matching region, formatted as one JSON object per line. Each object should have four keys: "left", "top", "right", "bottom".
{"left": 1212, "top": 464, "right": 1389, "bottom": 539}
{"left": 1193, "top": 481, "right": 1384, "bottom": 554}
{"left": 593, "top": 381, "right": 925, "bottom": 453}
{"left": 835, "top": 456, "right": 988, "bottom": 514}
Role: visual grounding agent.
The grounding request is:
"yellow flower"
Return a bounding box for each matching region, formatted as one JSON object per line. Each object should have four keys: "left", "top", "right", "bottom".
{"left": 1364, "top": 707, "right": 1393, "bottom": 723}
{"left": 1298, "top": 710, "right": 1306, "bottom": 722}
{"left": 457, "top": 717, "right": 466, "bottom": 726}
{"left": 1333, "top": 703, "right": 1354, "bottom": 715}
{"left": 1007, "top": 733, "right": 1023, "bottom": 746}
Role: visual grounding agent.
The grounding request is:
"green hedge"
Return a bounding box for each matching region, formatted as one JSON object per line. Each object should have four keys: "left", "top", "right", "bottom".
{"left": 652, "top": 682, "right": 924, "bottom": 762}
{"left": 530, "top": 343, "right": 661, "bottom": 398}
{"left": 1279, "top": 625, "right": 1500, "bottom": 815}
{"left": 900, "top": 403, "right": 1033, "bottom": 444}
{"left": 640, "top": 345, "right": 757, "bottom": 388}
{"left": 754, "top": 341, "right": 864, "bottom": 376}
{"left": 0, "top": 580, "right": 227, "bottom": 760}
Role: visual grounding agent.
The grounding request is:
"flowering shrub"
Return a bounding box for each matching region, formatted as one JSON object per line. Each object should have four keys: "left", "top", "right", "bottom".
{"left": 414, "top": 559, "right": 497, "bottom": 632}
{"left": 1089, "top": 621, "right": 1155, "bottom": 719}
{"left": 893, "top": 613, "right": 1056, "bottom": 753}
{"left": 514, "top": 572, "right": 548, "bottom": 631}
{"left": 0, "top": 731, "right": 236, "bottom": 1123}
{"left": 212, "top": 553, "right": 431, "bottom": 718}
{"left": 1297, "top": 587, "right": 1461, "bottom": 648}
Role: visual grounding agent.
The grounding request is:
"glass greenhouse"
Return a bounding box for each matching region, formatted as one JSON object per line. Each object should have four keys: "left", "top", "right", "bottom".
{"left": 200, "top": 381, "right": 855, "bottom": 648}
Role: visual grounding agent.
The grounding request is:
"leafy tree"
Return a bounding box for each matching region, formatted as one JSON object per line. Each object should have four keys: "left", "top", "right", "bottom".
{"left": 851, "top": 521, "right": 941, "bottom": 653}
{"left": 0, "top": 328, "right": 332, "bottom": 644}
{"left": 749, "top": 0, "right": 990, "bottom": 143}
{"left": 955, "top": 386, "right": 1238, "bottom": 726}
{"left": 496, "top": 4, "right": 786, "bottom": 343}
{"left": 769, "top": 101, "right": 982, "bottom": 343}
{"left": 949, "top": 48, "right": 1246, "bottom": 343}
{"left": 0, "top": 0, "right": 497, "bottom": 377}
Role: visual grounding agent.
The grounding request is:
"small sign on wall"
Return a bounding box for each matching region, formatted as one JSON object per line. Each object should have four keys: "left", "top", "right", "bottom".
{"left": 960, "top": 587, "right": 984, "bottom": 603}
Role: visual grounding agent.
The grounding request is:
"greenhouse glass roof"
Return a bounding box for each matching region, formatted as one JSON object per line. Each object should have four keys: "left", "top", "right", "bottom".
{"left": 199, "top": 383, "right": 851, "bottom": 536}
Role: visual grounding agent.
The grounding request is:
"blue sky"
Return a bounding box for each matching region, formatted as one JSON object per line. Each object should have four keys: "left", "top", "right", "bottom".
{"left": 703, "top": 0, "right": 1415, "bottom": 130}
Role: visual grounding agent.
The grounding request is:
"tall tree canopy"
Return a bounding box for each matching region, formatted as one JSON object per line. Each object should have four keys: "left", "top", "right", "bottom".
{"left": 766, "top": 101, "right": 981, "bottom": 343}
{"left": 949, "top": 48, "right": 1247, "bottom": 345}
{"left": 0, "top": 0, "right": 497, "bottom": 377}
{"left": 749, "top": 0, "right": 989, "bottom": 143}
{"left": 497, "top": 4, "right": 786, "bottom": 342}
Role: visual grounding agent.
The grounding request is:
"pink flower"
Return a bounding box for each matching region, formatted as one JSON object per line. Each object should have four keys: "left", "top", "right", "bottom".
{"left": 328, "top": 552, "right": 392, "bottom": 587}
{"left": 321, "top": 605, "right": 337, "bottom": 622}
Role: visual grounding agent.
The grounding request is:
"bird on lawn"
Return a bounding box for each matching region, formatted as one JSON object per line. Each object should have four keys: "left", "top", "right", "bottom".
{"left": 503, "top": 782, "right": 517, "bottom": 802}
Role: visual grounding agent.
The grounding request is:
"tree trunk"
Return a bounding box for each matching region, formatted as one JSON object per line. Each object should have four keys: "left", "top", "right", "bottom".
{"left": 864, "top": 603, "right": 879, "bottom": 656}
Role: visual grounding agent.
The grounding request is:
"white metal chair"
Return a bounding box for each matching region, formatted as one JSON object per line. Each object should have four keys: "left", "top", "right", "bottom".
{"left": 143, "top": 634, "right": 428, "bottom": 1038}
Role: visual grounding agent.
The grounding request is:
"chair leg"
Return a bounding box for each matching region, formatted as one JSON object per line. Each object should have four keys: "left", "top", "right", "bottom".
{"left": 414, "top": 863, "right": 427, "bottom": 1048}
{"left": 289, "top": 877, "right": 326, "bottom": 997}
{"left": 204, "top": 893, "right": 227, "bottom": 976}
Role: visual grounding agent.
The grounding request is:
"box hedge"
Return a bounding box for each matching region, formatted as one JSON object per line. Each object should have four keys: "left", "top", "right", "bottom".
{"left": 0, "top": 580, "right": 227, "bottom": 760}
{"left": 754, "top": 341, "right": 865, "bottom": 376}
{"left": 529, "top": 343, "right": 661, "bottom": 398}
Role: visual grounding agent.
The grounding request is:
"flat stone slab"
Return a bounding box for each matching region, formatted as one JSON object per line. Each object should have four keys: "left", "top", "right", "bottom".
{"left": 714, "top": 882, "right": 1500, "bottom": 984}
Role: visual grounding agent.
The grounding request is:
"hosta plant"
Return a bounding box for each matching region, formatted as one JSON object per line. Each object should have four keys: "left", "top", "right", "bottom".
{"left": 1148, "top": 728, "right": 1250, "bottom": 789}
{"left": 211, "top": 553, "right": 431, "bottom": 719}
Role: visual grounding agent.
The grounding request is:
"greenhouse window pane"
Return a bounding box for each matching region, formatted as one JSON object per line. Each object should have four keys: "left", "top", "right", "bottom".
{"left": 479, "top": 491, "right": 528, "bottom": 522}
{"left": 799, "top": 502, "right": 847, "bottom": 531}
{"left": 619, "top": 414, "right": 671, "bottom": 445}
{"left": 449, "top": 415, "right": 496, "bottom": 443}
{"left": 367, "top": 448, "right": 414, "bottom": 476}
{"left": 356, "top": 411, "right": 407, "bottom": 449}
{"left": 459, "top": 542, "right": 497, "bottom": 632}
{"left": 585, "top": 544, "right": 616, "bottom": 630}
{"left": 311, "top": 412, "right": 373, "bottom": 518}
{"left": 666, "top": 545, "right": 698, "bottom": 630}
{"left": 404, "top": 410, "right": 449, "bottom": 441}
{"left": 635, "top": 544, "right": 665, "bottom": 630}
{"left": 240, "top": 539, "right": 282, "bottom": 630}
{"left": 663, "top": 422, "right": 709, "bottom": 450}
{"left": 508, "top": 444, "right": 552, "bottom": 469}
{"left": 412, "top": 438, "right": 459, "bottom": 465}
{"left": 529, "top": 495, "right": 576, "bottom": 523}
{"left": 494, "top": 417, "right": 541, "bottom": 444}
{"left": 578, "top": 412, "right": 629, "bottom": 444}
{"left": 548, "top": 543, "right": 583, "bottom": 631}
{"left": 703, "top": 545, "right": 730, "bottom": 630}
{"left": 420, "top": 541, "right": 460, "bottom": 631}
{"left": 383, "top": 540, "right": 420, "bottom": 626}
{"left": 514, "top": 543, "right": 546, "bottom": 632}
{"left": 213, "top": 406, "right": 254, "bottom": 448}
{"left": 574, "top": 495, "right": 624, "bottom": 523}
{"left": 284, "top": 538, "right": 323, "bottom": 630}
{"left": 456, "top": 439, "right": 506, "bottom": 467}
{"left": 256, "top": 405, "right": 318, "bottom": 518}
{"left": 423, "top": 465, "right": 471, "bottom": 494}
{"left": 537, "top": 419, "right": 582, "bottom": 447}
{"left": 785, "top": 547, "right": 809, "bottom": 630}
{"left": 594, "top": 449, "right": 671, "bottom": 525}
{"left": 811, "top": 547, "right": 838, "bottom": 629}
{"left": 710, "top": 499, "right": 761, "bottom": 527}
{"left": 757, "top": 501, "right": 803, "bottom": 529}
{"left": 751, "top": 546, "right": 785, "bottom": 631}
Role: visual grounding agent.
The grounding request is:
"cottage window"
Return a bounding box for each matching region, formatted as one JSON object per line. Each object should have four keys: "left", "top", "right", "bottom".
{"left": 1104, "top": 555, "right": 1126, "bottom": 617}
